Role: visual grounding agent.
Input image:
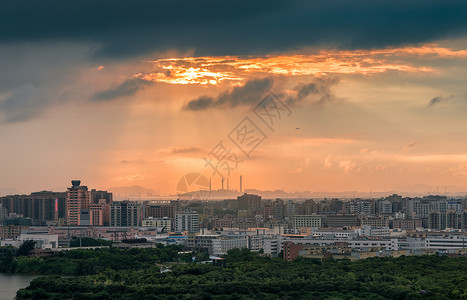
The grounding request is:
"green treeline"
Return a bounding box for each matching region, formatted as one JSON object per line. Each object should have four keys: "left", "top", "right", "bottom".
{"left": 8, "top": 247, "right": 467, "bottom": 299}
{"left": 0, "top": 245, "right": 199, "bottom": 275}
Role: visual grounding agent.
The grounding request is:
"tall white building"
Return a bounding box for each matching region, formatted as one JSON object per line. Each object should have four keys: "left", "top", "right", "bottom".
{"left": 175, "top": 209, "right": 200, "bottom": 233}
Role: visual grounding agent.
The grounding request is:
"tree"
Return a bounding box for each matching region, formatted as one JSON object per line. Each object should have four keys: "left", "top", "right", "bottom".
{"left": 0, "top": 247, "right": 15, "bottom": 272}
{"left": 17, "top": 240, "right": 36, "bottom": 256}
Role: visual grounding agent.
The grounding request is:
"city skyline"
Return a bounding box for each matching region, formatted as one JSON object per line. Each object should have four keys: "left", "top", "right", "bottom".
{"left": 3, "top": 2, "right": 467, "bottom": 299}
{"left": 2, "top": 1, "right": 467, "bottom": 196}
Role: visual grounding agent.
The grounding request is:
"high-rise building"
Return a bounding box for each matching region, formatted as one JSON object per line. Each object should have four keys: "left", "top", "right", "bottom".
{"left": 345, "top": 200, "right": 375, "bottom": 215}
{"left": 263, "top": 204, "right": 273, "bottom": 220}
{"left": 80, "top": 200, "right": 108, "bottom": 226}
{"left": 145, "top": 200, "right": 180, "bottom": 220}
{"left": 273, "top": 199, "right": 285, "bottom": 220}
{"left": 110, "top": 201, "right": 144, "bottom": 227}
{"left": 90, "top": 190, "right": 113, "bottom": 204}
{"left": 377, "top": 200, "right": 393, "bottom": 215}
{"left": 428, "top": 211, "right": 462, "bottom": 230}
{"left": 0, "top": 203, "right": 7, "bottom": 222}
{"left": 175, "top": 209, "right": 200, "bottom": 232}
{"left": 237, "top": 193, "right": 262, "bottom": 211}
{"left": 66, "top": 180, "right": 112, "bottom": 226}
{"left": 0, "top": 191, "right": 67, "bottom": 223}
{"left": 66, "top": 180, "right": 91, "bottom": 225}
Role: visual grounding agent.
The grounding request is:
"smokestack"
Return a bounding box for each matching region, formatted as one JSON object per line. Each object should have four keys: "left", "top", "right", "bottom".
{"left": 222, "top": 178, "right": 224, "bottom": 190}
{"left": 240, "top": 175, "right": 243, "bottom": 193}
{"left": 227, "top": 178, "right": 229, "bottom": 191}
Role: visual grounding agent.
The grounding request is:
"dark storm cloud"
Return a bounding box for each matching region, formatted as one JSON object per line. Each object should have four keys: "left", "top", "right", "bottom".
{"left": 183, "top": 78, "right": 273, "bottom": 110}
{"left": 91, "top": 78, "right": 152, "bottom": 101}
{"left": 1, "top": 0, "right": 467, "bottom": 58}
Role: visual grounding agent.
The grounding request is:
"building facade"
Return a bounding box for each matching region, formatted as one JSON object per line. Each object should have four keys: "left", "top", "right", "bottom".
{"left": 67, "top": 180, "right": 91, "bottom": 225}
{"left": 110, "top": 201, "right": 144, "bottom": 227}
{"left": 175, "top": 209, "right": 200, "bottom": 232}
{"left": 292, "top": 215, "right": 323, "bottom": 228}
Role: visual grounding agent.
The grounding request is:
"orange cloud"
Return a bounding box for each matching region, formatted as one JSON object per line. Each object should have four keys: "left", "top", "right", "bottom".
{"left": 113, "top": 174, "right": 146, "bottom": 181}
{"left": 132, "top": 43, "right": 465, "bottom": 85}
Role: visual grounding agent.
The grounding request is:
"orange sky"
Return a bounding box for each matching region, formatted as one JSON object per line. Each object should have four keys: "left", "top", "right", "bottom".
{"left": 2, "top": 42, "right": 467, "bottom": 195}
{"left": 88, "top": 42, "right": 467, "bottom": 195}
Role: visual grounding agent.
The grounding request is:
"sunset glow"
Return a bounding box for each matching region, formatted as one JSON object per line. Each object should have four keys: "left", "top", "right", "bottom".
{"left": 1, "top": 2, "right": 467, "bottom": 197}
{"left": 132, "top": 44, "right": 467, "bottom": 86}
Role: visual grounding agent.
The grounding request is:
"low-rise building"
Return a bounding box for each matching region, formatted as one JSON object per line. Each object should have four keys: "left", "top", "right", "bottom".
{"left": 325, "top": 214, "right": 358, "bottom": 228}
{"left": 360, "top": 216, "right": 389, "bottom": 228}
{"left": 0, "top": 225, "right": 29, "bottom": 239}
{"left": 142, "top": 217, "right": 172, "bottom": 230}
{"left": 19, "top": 231, "right": 59, "bottom": 249}
{"left": 292, "top": 215, "right": 323, "bottom": 229}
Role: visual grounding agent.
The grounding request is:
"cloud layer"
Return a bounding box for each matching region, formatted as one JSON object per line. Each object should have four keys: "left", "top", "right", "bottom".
{"left": 91, "top": 78, "right": 152, "bottom": 102}
{"left": 284, "top": 77, "right": 339, "bottom": 105}
{"left": 183, "top": 76, "right": 339, "bottom": 110}
{"left": 183, "top": 78, "right": 273, "bottom": 110}
{"left": 1, "top": 1, "right": 467, "bottom": 58}
{"left": 427, "top": 94, "right": 455, "bottom": 107}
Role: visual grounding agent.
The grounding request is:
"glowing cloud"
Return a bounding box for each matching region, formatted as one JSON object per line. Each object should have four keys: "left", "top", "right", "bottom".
{"left": 131, "top": 44, "right": 467, "bottom": 86}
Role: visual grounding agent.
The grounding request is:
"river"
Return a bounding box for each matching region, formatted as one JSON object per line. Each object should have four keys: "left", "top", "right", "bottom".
{"left": 0, "top": 273, "right": 38, "bottom": 300}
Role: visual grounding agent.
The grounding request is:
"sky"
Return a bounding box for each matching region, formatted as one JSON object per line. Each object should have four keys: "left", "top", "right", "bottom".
{"left": 1, "top": 0, "right": 467, "bottom": 196}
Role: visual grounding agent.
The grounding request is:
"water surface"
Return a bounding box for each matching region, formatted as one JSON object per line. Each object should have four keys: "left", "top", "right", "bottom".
{"left": 0, "top": 273, "right": 38, "bottom": 300}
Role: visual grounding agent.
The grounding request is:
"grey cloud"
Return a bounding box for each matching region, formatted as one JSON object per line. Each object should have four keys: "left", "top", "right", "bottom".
{"left": 183, "top": 96, "right": 215, "bottom": 111}
{"left": 183, "top": 78, "right": 273, "bottom": 110}
{"left": 285, "top": 77, "right": 340, "bottom": 105}
{"left": 0, "top": 43, "right": 96, "bottom": 123}
{"left": 183, "top": 76, "right": 340, "bottom": 111}
{"left": 91, "top": 78, "right": 152, "bottom": 101}
{"left": 0, "top": 85, "right": 41, "bottom": 123}
{"left": 427, "top": 94, "right": 454, "bottom": 107}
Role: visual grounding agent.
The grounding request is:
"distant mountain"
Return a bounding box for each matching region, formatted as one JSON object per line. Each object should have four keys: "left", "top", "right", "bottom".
{"left": 108, "top": 185, "right": 158, "bottom": 196}
{"left": 394, "top": 184, "right": 467, "bottom": 194}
